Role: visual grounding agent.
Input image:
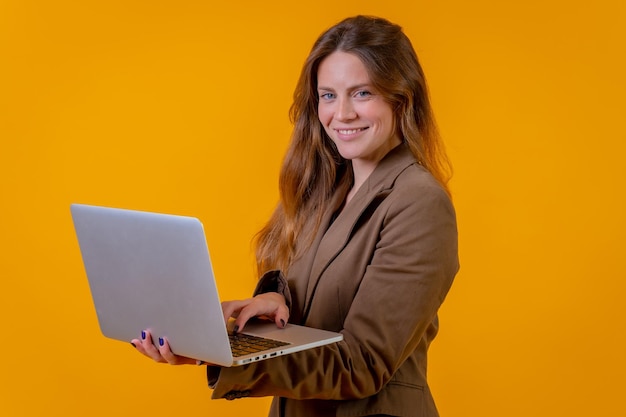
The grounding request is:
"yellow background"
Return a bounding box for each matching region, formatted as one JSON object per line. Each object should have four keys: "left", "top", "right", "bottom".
{"left": 1, "top": 0, "right": 625, "bottom": 416}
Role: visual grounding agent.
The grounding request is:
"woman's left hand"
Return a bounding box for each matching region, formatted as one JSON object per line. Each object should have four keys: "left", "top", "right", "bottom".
{"left": 221, "top": 292, "right": 289, "bottom": 333}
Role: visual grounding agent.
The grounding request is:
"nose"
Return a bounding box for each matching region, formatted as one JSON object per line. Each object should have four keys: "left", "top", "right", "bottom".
{"left": 336, "top": 97, "right": 357, "bottom": 121}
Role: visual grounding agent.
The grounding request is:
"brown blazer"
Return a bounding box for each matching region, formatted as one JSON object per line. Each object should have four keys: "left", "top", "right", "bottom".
{"left": 210, "top": 144, "right": 459, "bottom": 417}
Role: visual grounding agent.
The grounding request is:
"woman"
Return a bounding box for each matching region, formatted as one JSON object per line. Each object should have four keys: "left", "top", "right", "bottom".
{"left": 133, "top": 15, "right": 459, "bottom": 417}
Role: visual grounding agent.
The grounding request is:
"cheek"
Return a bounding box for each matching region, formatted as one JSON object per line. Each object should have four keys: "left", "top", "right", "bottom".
{"left": 317, "top": 105, "right": 332, "bottom": 126}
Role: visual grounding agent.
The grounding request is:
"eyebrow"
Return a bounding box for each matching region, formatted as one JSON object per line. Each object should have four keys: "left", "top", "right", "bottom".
{"left": 317, "top": 83, "right": 372, "bottom": 92}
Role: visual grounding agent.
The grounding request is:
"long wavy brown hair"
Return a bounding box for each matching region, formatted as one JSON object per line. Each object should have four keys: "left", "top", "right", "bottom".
{"left": 255, "top": 15, "right": 452, "bottom": 275}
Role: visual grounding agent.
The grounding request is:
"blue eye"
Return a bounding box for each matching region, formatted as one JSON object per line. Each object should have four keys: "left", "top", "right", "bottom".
{"left": 319, "top": 92, "right": 335, "bottom": 100}
{"left": 355, "top": 90, "right": 372, "bottom": 98}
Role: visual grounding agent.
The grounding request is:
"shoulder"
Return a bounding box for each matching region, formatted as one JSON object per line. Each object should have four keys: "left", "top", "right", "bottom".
{"left": 369, "top": 144, "right": 451, "bottom": 204}
{"left": 396, "top": 162, "right": 445, "bottom": 190}
{"left": 361, "top": 144, "right": 456, "bottom": 226}
{"left": 390, "top": 163, "right": 453, "bottom": 211}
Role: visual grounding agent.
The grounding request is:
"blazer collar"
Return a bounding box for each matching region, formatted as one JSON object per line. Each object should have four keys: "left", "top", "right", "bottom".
{"left": 301, "top": 144, "right": 418, "bottom": 319}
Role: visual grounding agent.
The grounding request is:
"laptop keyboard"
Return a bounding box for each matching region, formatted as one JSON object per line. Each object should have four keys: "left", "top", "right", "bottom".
{"left": 229, "top": 333, "right": 291, "bottom": 357}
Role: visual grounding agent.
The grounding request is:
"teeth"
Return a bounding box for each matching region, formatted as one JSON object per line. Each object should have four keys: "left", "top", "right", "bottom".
{"left": 338, "top": 129, "right": 362, "bottom": 135}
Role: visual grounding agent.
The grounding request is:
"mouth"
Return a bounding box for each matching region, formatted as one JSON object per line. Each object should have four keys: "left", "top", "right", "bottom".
{"left": 335, "top": 127, "right": 368, "bottom": 135}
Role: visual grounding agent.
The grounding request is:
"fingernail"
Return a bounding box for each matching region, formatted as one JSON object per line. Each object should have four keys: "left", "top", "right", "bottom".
{"left": 158, "top": 337, "right": 164, "bottom": 346}
{"left": 233, "top": 325, "right": 239, "bottom": 333}
{"left": 130, "top": 342, "right": 136, "bottom": 348}
{"left": 280, "top": 319, "right": 286, "bottom": 328}
{"left": 141, "top": 330, "right": 146, "bottom": 340}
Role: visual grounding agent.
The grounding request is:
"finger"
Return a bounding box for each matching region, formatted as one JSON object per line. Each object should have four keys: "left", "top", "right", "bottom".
{"left": 273, "top": 304, "right": 290, "bottom": 329}
{"left": 139, "top": 330, "right": 165, "bottom": 362}
{"left": 233, "top": 302, "right": 273, "bottom": 333}
{"left": 156, "top": 336, "right": 174, "bottom": 363}
{"left": 221, "top": 299, "right": 252, "bottom": 324}
{"left": 130, "top": 338, "right": 150, "bottom": 356}
{"left": 157, "top": 337, "right": 187, "bottom": 365}
{"left": 233, "top": 293, "right": 290, "bottom": 332}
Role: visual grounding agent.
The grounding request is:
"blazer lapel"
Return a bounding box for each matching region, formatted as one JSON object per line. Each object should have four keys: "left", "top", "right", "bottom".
{"left": 302, "top": 144, "right": 418, "bottom": 320}
{"left": 286, "top": 191, "right": 341, "bottom": 323}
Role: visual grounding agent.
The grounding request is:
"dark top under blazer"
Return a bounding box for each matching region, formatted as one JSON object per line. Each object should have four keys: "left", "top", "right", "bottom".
{"left": 209, "top": 144, "right": 459, "bottom": 417}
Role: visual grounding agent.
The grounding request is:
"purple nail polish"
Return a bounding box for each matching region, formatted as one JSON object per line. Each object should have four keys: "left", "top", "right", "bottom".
{"left": 141, "top": 330, "right": 146, "bottom": 340}
{"left": 233, "top": 325, "right": 239, "bottom": 333}
{"left": 280, "top": 319, "right": 286, "bottom": 327}
{"left": 158, "top": 337, "right": 164, "bottom": 346}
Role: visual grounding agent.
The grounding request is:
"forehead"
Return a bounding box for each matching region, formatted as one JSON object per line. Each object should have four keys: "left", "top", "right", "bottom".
{"left": 317, "top": 51, "right": 371, "bottom": 88}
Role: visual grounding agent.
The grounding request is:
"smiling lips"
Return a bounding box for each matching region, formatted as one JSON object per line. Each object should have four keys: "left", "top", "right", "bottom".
{"left": 335, "top": 127, "right": 369, "bottom": 136}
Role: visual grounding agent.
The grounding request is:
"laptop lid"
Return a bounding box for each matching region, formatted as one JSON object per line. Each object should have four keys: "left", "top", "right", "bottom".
{"left": 70, "top": 204, "right": 342, "bottom": 367}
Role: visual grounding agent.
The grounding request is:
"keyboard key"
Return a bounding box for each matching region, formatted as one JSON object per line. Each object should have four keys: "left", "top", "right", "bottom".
{"left": 229, "top": 333, "right": 290, "bottom": 357}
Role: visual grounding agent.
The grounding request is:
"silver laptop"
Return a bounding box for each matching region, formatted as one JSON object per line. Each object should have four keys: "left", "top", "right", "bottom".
{"left": 70, "top": 203, "right": 343, "bottom": 366}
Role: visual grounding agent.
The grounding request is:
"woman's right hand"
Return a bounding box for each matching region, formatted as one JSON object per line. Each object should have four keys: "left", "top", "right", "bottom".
{"left": 130, "top": 292, "right": 288, "bottom": 363}
{"left": 131, "top": 329, "right": 200, "bottom": 366}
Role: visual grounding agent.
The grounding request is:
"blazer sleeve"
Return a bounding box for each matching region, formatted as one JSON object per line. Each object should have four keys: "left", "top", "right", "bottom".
{"left": 209, "top": 180, "right": 459, "bottom": 401}
{"left": 253, "top": 269, "right": 293, "bottom": 311}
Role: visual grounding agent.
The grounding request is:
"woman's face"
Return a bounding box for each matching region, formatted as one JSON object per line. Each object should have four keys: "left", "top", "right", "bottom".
{"left": 317, "top": 51, "right": 401, "bottom": 176}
